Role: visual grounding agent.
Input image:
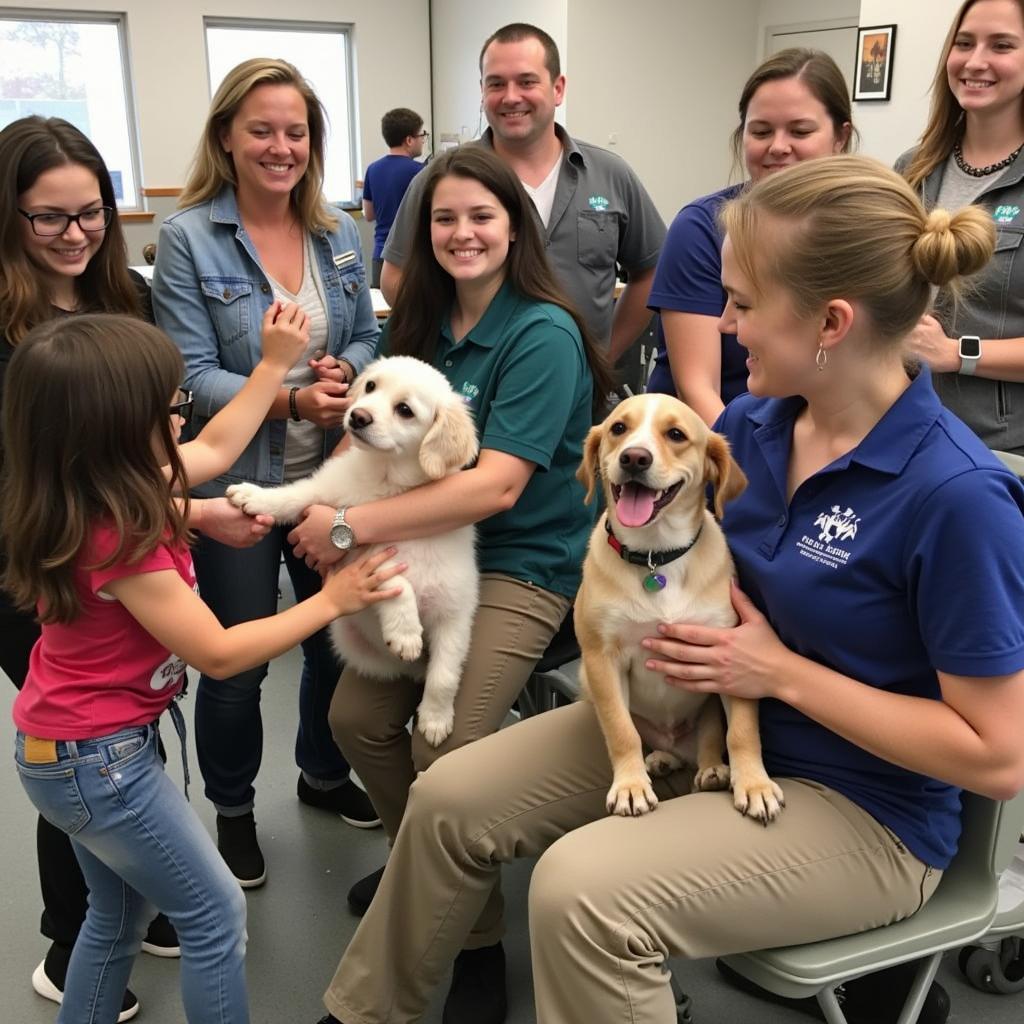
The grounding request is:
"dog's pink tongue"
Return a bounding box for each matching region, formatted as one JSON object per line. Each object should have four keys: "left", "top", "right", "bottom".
{"left": 616, "top": 483, "right": 657, "bottom": 528}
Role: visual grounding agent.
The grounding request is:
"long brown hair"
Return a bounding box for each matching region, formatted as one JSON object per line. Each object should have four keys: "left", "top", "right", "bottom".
{"left": 730, "top": 48, "right": 856, "bottom": 177}
{"left": 722, "top": 156, "right": 995, "bottom": 344}
{"left": 179, "top": 57, "right": 337, "bottom": 233}
{"left": 386, "top": 146, "right": 614, "bottom": 413}
{"left": 0, "top": 116, "right": 141, "bottom": 345}
{"left": 903, "top": 0, "right": 1024, "bottom": 190}
{"left": 1, "top": 315, "right": 190, "bottom": 624}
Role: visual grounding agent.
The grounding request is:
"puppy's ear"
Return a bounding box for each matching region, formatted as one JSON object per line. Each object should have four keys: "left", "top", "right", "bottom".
{"left": 705, "top": 432, "right": 747, "bottom": 520}
{"left": 576, "top": 426, "right": 603, "bottom": 505}
{"left": 419, "top": 398, "right": 480, "bottom": 480}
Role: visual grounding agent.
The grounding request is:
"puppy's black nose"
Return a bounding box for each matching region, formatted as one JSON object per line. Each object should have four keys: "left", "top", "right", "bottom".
{"left": 619, "top": 447, "right": 652, "bottom": 474}
{"left": 349, "top": 408, "right": 373, "bottom": 431}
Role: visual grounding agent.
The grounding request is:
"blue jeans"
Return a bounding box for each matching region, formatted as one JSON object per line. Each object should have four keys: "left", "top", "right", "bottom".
{"left": 192, "top": 526, "right": 349, "bottom": 813}
{"left": 15, "top": 724, "right": 248, "bottom": 1024}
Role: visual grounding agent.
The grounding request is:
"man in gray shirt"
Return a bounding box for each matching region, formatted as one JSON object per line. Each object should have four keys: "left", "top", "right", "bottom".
{"left": 380, "top": 22, "right": 666, "bottom": 361}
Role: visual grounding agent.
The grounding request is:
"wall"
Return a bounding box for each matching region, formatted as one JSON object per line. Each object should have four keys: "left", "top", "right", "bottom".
{"left": 854, "top": 0, "right": 962, "bottom": 165}
{"left": 757, "top": 0, "right": 859, "bottom": 59}
{"left": 8, "top": 0, "right": 432, "bottom": 259}
{"left": 565, "top": 0, "right": 761, "bottom": 220}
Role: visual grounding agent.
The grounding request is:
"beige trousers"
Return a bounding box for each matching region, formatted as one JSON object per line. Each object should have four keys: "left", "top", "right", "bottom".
{"left": 324, "top": 700, "right": 940, "bottom": 1024}
{"left": 329, "top": 573, "right": 570, "bottom": 937}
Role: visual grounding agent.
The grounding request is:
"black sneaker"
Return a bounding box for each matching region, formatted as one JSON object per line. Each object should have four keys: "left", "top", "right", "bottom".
{"left": 32, "top": 944, "right": 140, "bottom": 1022}
{"left": 715, "top": 957, "right": 950, "bottom": 1024}
{"left": 442, "top": 942, "right": 507, "bottom": 1024}
{"left": 141, "top": 911, "right": 180, "bottom": 957}
{"left": 347, "top": 864, "right": 386, "bottom": 916}
{"left": 297, "top": 774, "right": 382, "bottom": 829}
{"left": 216, "top": 811, "right": 266, "bottom": 889}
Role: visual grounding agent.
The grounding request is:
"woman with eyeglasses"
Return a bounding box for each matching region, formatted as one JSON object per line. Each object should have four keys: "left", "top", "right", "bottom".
{"left": 0, "top": 114, "right": 273, "bottom": 1021}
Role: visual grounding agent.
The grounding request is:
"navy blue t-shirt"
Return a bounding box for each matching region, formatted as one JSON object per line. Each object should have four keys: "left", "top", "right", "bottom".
{"left": 363, "top": 155, "right": 424, "bottom": 259}
{"left": 716, "top": 369, "right": 1024, "bottom": 868}
{"left": 647, "top": 183, "right": 748, "bottom": 403}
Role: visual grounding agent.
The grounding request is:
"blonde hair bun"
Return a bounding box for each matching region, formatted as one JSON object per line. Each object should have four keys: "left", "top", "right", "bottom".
{"left": 912, "top": 205, "right": 995, "bottom": 287}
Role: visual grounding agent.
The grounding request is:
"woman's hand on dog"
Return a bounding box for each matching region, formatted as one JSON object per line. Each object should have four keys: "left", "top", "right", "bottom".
{"left": 642, "top": 582, "right": 796, "bottom": 700}
{"left": 295, "top": 380, "right": 352, "bottom": 428}
{"left": 288, "top": 503, "right": 347, "bottom": 572}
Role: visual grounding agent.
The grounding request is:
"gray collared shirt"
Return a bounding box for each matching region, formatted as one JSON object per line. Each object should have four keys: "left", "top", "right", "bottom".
{"left": 382, "top": 126, "right": 666, "bottom": 345}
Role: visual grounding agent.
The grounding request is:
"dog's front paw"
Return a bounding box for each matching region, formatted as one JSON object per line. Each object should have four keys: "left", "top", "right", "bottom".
{"left": 731, "top": 773, "right": 785, "bottom": 825}
{"left": 694, "top": 763, "right": 731, "bottom": 792}
{"left": 645, "top": 750, "right": 683, "bottom": 778}
{"left": 416, "top": 706, "right": 455, "bottom": 748}
{"left": 385, "top": 627, "right": 423, "bottom": 662}
{"left": 225, "top": 482, "right": 273, "bottom": 516}
{"left": 606, "top": 773, "right": 658, "bottom": 816}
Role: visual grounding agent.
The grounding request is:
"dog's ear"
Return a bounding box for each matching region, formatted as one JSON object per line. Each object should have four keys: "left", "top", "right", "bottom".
{"left": 419, "top": 397, "right": 479, "bottom": 480}
{"left": 576, "top": 425, "right": 603, "bottom": 505}
{"left": 705, "top": 432, "right": 747, "bottom": 520}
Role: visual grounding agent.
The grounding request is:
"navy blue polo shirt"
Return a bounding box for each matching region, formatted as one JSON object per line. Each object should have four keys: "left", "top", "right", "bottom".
{"left": 716, "top": 368, "right": 1024, "bottom": 868}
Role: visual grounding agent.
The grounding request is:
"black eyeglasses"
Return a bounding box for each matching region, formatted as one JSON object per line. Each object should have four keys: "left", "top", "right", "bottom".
{"left": 415, "top": 130, "right": 430, "bottom": 138}
{"left": 170, "top": 389, "right": 193, "bottom": 424}
{"left": 19, "top": 206, "right": 114, "bottom": 236}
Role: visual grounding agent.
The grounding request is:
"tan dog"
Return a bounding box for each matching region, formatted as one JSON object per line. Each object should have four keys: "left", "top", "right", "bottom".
{"left": 574, "top": 394, "right": 784, "bottom": 822}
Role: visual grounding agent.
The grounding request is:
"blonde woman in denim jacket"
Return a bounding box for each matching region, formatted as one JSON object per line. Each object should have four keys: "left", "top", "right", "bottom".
{"left": 153, "top": 58, "right": 380, "bottom": 888}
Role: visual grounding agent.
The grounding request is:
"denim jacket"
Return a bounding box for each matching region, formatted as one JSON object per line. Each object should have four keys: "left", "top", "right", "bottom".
{"left": 152, "top": 186, "right": 379, "bottom": 495}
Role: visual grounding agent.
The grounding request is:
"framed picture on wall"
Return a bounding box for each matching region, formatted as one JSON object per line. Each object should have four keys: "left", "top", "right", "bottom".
{"left": 854, "top": 24, "right": 896, "bottom": 101}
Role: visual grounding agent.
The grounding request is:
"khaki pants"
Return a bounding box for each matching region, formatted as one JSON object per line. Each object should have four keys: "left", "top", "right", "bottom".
{"left": 329, "top": 573, "right": 570, "bottom": 937}
{"left": 324, "top": 700, "right": 940, "bottom": 1024}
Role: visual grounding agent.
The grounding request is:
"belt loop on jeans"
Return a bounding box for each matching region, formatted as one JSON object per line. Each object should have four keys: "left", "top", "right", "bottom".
{"left": 167, "top": 700, "right": 191, "bottom": 801}
{"left": 65, "top": 739, "right": 80, "bottom": 758}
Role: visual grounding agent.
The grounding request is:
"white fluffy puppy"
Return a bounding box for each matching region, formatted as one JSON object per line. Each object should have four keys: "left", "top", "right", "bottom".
{"left": 226, "top": 355, "right": 480, "bottom": 746}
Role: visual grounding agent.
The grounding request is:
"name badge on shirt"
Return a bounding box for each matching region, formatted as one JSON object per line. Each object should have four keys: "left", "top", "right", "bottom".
{"left": 334, "top": 250, "right": 358, "bottom": 269}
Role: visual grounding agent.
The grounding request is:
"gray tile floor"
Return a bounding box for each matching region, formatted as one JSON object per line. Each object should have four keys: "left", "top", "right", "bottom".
{"left": 3, "top": 581, "right": 1024, "bottom": 1022}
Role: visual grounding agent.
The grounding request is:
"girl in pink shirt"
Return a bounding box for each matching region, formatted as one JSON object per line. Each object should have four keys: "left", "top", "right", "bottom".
{"left": 2, "top": 311, "right": 402, "bottom": 1024}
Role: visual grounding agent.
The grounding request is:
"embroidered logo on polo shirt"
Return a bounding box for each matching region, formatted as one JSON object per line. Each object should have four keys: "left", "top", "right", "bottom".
{"left": 588, "top": 195, "right": 609, "bottom": 211}
{"left": 459, "top": 381, "right": 479, "bottom": 405}
{"left": 795, "top": 506, "right": 861, "bottom": 570}
{"left": 993, "top": 205, "right": 1021, "bottom": 224}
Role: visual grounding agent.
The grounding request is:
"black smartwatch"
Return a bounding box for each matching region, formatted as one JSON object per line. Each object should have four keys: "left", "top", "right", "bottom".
{"left": 958, "top": 335, "right": 982, "bottom": 376}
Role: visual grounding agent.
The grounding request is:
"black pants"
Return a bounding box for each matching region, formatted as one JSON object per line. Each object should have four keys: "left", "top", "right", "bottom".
{"left": 1, "top": 589, "right": 87, "bottom": 948}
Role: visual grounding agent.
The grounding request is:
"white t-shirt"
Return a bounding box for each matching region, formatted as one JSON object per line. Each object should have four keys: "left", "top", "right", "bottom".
{"left": 521, "top": 157, "right": 561, "bottom": 228}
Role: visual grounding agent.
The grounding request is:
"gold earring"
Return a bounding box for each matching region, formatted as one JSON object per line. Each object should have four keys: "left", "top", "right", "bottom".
{"left": 816, "top": 345, "right": 828, "bottom": 371}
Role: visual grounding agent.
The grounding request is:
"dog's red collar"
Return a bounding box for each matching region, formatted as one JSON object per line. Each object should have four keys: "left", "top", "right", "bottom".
{"left": 604, "top": 518, "right": 704, "bottom": 567}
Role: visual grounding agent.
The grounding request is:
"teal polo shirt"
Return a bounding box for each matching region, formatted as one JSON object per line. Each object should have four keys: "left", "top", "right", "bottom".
{"left": 381, "top": 282, "right": 593, "bottom": 598}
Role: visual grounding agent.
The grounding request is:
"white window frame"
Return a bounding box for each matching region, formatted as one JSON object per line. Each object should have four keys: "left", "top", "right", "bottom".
{"left": 203, "top": 16, "right": 360, "bottom": 206}
{"left": 0, "top": 7, "right": 144, "bottom": 210}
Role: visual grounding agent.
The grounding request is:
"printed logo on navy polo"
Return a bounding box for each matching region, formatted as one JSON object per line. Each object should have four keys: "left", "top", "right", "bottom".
{"left": 588, "top": 195, "right": 609, "bottom": 211}
{"left": 795, "top": 505, "right": 861, "bottom": 570}
{"left": 993, "top": 204, "right": 1021, "bottom": 224}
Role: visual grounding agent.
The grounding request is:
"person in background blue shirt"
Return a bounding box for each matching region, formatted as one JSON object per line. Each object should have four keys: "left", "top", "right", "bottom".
{"left": 362, "top": 108, "right": 426, "bottom": 287}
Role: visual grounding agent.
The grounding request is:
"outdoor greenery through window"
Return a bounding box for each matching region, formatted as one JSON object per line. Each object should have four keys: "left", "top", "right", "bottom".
{"left": 205, "top": 19, "right": 358, "bottom": 206}
{"left": 0, "top": 13, "right": 140, "bottom": 208}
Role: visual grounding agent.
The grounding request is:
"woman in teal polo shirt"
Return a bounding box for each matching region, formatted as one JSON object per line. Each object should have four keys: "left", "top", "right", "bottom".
{"left": 292, "top": 146, "right": 613, "bottom": 1023}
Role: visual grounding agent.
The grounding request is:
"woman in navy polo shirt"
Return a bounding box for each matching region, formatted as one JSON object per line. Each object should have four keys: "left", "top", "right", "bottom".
{"left": 311, "top": 156, "right": 1024, "bottom": 1024}
{"left": 647, "top": 48, "right": 853, "bottom": 425}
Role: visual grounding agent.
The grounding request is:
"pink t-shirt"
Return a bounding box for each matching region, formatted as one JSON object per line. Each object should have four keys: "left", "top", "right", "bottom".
{"left": 13, "top": 523, "right": 196, "bottom": 739}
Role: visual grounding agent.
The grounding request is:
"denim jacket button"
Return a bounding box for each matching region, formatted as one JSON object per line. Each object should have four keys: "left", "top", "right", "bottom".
{"left": 348, "top": 281, "right": 359, "bottom": 294}
{"left": 261, "top": 283, "right": 271, "bottom": 294}
{"left": 222, "top": 287, "right": 231, "bottom": 299}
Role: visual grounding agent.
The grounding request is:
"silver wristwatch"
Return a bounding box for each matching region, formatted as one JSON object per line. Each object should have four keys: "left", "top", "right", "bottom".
{"left": 329, "top": 507, "right": 356, "bottom": 550}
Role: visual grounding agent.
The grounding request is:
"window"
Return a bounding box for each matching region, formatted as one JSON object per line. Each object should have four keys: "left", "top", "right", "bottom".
{"left": 205, "top": 18, "right": 358, "bottom": 205}
{"left": 0, "top": 11, "right": 141, "bottom": 208}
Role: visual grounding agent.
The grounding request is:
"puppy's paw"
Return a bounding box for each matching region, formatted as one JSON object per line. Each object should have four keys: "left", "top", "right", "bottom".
{"left": 645, "top": 750, "right": 683, "bottom": 778}
{"left": 606, "top": 773, "right": 658, "bottom": 816}
{"left": 694, "top": 763, "right": 731, "bottom": 792}
{"left": 731, "top": 773, "right": 785, "bottom": 825}
{"left": 416, "top": 706, "right": 454, "bottom": 748}
{"left": 385, "top": 627, "right": 423, "bottom": 662}
{"left": 225, "top": 482, "right": 275, "bottom": 517}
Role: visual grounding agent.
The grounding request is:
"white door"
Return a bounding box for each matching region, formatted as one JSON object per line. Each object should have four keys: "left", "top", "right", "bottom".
{"left": 767, "top": 25, "right": 859, "bottom": 97}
